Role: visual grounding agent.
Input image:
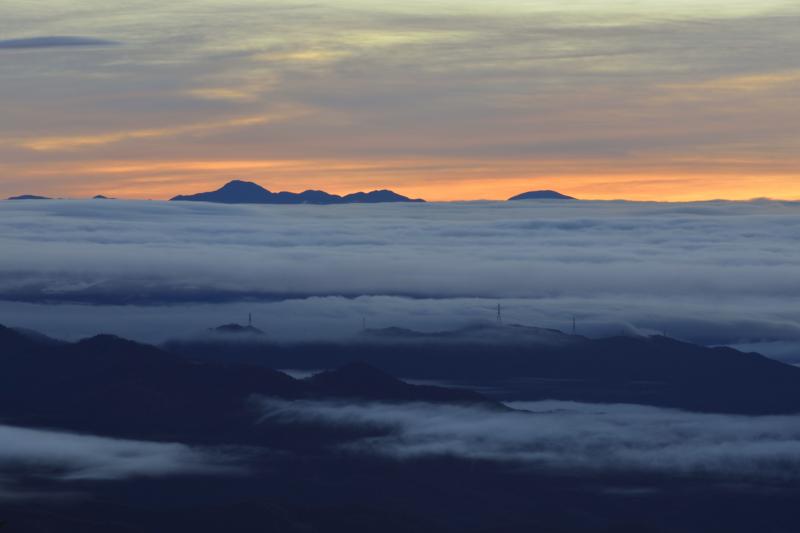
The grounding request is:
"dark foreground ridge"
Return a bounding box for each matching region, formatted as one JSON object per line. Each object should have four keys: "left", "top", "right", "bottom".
{"left": 508, "top": 190, "right": 576, "bottom": 200}
{"left": 0, "top": 323, "right": 497, "bottom": 442}
{"left": 167, "top": 322, "right": 800, "bottom": 415}
{"left": 170, "top": 179, "right": 426, "bottom": 204}
{"left": 3, "top": 322, "right": 800, "bottom": 532}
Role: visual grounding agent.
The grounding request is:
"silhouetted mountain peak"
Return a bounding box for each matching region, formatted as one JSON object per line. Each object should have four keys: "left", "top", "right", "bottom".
{"left": 508, "top": 190, "right": 576, "bottom": 201}
{"left": 343, "top": 190, "right": 425, "bottom": 203}
{"left": 171, "top": 180, "right": 274, "bottom": 204}
{"left": 221, "top": 180, "right": 270, "bottom": 193}
{"left": 294, "top": 189, "right": 342, "bottom": 203}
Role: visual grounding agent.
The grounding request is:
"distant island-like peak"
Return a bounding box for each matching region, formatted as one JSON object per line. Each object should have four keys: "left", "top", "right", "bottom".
{"left": 171, "top": 180, "right": 425, "bottom": 205}
{"left": 508, "top": 190, "right": 576, "bottom": 201}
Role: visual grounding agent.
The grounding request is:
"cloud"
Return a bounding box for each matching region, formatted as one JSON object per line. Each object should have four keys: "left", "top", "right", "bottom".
{"left": 0, "top": 36, "right": 119, "bottom": 50}
{"left": 18, "top": 113, "right": 297, "bottom": 151}
{"left": 256, "top": 398, "right": 800, "bottom": 481}
{"left": 0, "top": 423, "right": 240, "bottom": 500}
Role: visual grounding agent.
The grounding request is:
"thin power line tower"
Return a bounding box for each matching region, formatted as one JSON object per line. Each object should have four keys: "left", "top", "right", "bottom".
{"left": 496, "top": 304, "right": 503, "bottom": 324}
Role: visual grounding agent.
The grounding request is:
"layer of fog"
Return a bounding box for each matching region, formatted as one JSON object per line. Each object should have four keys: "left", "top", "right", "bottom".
{"left": 2, "top": 199, "right": 800, "bottom": 360}
{"left": 257, "top": 398, "right": 800, "bottom": 481}
{"left": 0, "top": 423, "right": 239, "bottom": 500}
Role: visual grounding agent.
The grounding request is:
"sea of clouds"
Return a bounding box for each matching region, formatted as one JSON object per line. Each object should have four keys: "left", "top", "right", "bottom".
{"left": 258, "top": 398, "right": 800, "bottom": 481}
{"left": 1, "top": 199, "right": 800, "bottom": 361}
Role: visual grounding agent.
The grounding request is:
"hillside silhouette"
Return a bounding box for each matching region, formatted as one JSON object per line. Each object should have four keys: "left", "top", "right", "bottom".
{"left": 171, "top": 180, "right": 425, "bottom": 204}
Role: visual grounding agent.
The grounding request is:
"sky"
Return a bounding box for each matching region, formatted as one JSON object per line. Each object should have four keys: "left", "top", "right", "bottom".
{"left": 3, "top": 198, "right": 800, "bottom": 363}
{"left": 1, "top": 0, "right": 799, "bottom": 201}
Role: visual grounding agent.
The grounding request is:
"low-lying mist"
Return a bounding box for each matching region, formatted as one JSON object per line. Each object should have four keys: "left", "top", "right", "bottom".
{"left": 0, "top": 423, "right": 241, "bottom": 500}
{"left": 257, "top": 398, "right": 800, "bottom": 481}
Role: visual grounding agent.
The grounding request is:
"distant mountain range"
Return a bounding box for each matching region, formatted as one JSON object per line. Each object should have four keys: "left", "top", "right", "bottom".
{"left": 5, "top": 185, "right": 578, "bottom": 203}
{"left": 508, "top": 190, "right": 576, "bottom": 200}
{"left": 6, "top": 194, "right": 114, "bottom": 200}
{"left": 170, "top": 180, "right": 426, "bottom": 205}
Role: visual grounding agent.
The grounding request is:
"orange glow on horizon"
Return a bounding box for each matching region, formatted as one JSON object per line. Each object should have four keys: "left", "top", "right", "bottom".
{"left": 12, "top": 157, "right": 799, "bottom": 203}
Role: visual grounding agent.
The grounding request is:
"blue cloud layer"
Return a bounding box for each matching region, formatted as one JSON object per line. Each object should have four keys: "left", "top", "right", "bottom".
{"left": 1, "top": 199, "right": 799, "bottom": 360}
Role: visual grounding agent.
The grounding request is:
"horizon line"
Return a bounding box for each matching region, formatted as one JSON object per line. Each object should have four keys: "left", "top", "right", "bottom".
{"left": 5, "top": 179, "right": 800, "bottom": 205}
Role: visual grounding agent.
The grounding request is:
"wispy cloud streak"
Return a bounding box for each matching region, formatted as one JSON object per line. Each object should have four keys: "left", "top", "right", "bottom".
{"left": 0, "top": 36, "right": 119, "bottom": 50}
{"left": 0, "top": 423, "right": 240, "bottom": 500}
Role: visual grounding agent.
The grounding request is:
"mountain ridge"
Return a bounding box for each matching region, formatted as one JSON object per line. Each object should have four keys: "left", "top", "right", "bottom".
{"left": 165, "top": 322, "right": 800, "bottom": 415}
{"left": 170, "top": 180, "right": 425, "bottom": 205}
{"left": 0, "top": 323, "right": 500, "bottom": 442}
